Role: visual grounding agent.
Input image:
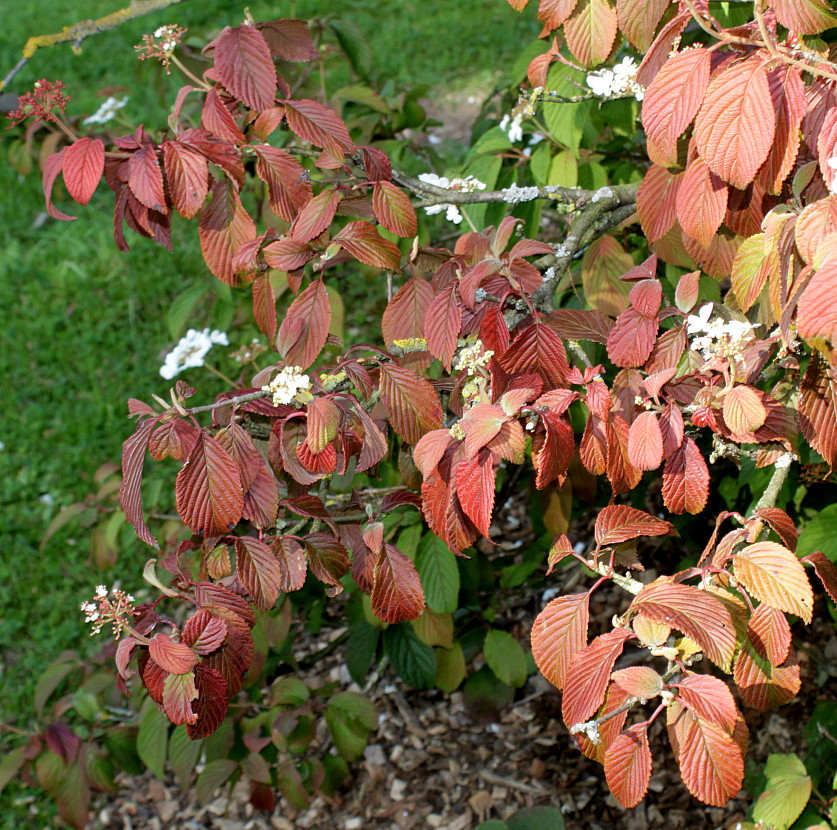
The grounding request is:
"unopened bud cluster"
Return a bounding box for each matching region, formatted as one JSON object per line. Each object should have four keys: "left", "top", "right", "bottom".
{"left": 81, "top": 585, "right": 136, "bottom": 637}
{"left": 135, "top": 25, "right": 187, "bottom": 70}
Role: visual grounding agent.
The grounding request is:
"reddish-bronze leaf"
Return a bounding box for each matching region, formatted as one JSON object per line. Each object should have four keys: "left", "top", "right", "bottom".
{"left": 235, "top": 536, "right": 282, "bottom": 611}
{"left": 284, "top": 98, "right": 354, "bottom": 159}
{"left": 694, "top": 56, "right": 775, "bottom": 189}
{"left": 564, "top": 0, "right": 618, "bottom": 67}
{"left": 351, "top": 399, "right": 389, "bottom": 472}
{"left": 371, "top": 543, "right": 425, "bottom": 623}
{"left": 662, "top": 436, "right": 709, "bottom": 515}
{"left": 734, "top": 642, "right": 801, "bottom": 710}
{"left": 595, "top": 504, "right": 675, "bottom": 546}
{"left": 562, "top": 628, "right": 634, "bottom": 727}
{"left": 499, "top": 320, "right": 570, "bottom": 388}
{"left": 537, "top": 0, "right": 579, "bottom": 29}
{"left": 455, "top": 450, "right": 496, "bottom": 538}
{"left": 676, "top": 157, "right": 728, "bottom": 249}
{"left": 747, "top": 604, "right": 791, "bottom": 666}
{"left": 175, "top": 432, "right": 243, "bottom": 537}
{"left": 610, "top": 666, "right": 663, "bottom": 700}
{"left": 637, "top": 164, "right": 681, "bottom": 244}
{"left": 332, "top": 221, "right": 401, "bottom": 270}
{"left": 271, "top": 536, "right": 308, "bottom": 592}
{"left": 732, "top": 542, "right": 814, "bottom": 623}
{"left": 628, "top": 275, "right": 661, "bottom": 317}
{"left": 186, "top": 664, "right": 229, "bottom": 739}
{"left": 382, "top": 277, "right": 434, "bottom": 347}
{"left": 62, "top": 137, "right": 104, "bottom": 206}
{"left": 799, "top": 352, "right": 837, "bottom": 470}
{"left": 607, "top": 308, "right": 657, "bottom": 368}
{"left": 753, "top": 507, "right": 798, "bottom": 552}
{"left": 304, "top": 533, "right": 349, "bottom": 587}
{"left": 201, "top": 87, "right": 246, "bottom": 144}
{"left": 723, "top": 386, "right": 767, "bottom": 435}
{"left": 674, "top": 673, "right": 738, "bottom": 733}
{"left": 212, "top": 25, "right": 277, "bottom": 111}
{"left": 163, "top": 671, "right": 199, "bottom": 725}
{"left": 306, "top": 397, "right": 340, "bottom": 454}
{"left": 182, "top": 610, "right": 228, "bottom": 655}
{"left": 581, "top": 235, "right": 632, "bottom": 316}
{"left": 667, "top": 702, "right": 744, "bottom": 807}
{"left": 263, "top": 237, "right": 314, "bottom": 271}
{"left": 546, "top": 309, "right": 614, "bottom": 344}
{"left": 42, "top": 148, "right": 76, "bottom": 221}
{"left": 199, "top": 179, "right": 258, "bottom": 285}
{"left": 242, "top": 458, "right": 279, "bottom": 529}
{"left": 425, "top": 285, "right": 461, "bottom": 371}
{"left": 128, "top": 146, "right": 167, "bottom": 213}
{"left": 162, "top": 141, "right": 209, "bottom": 219}
{"left": 605, "top": 725, "right": 652, "bottom": 809}
{"left": 758, "top": 66, "right": 805, "bottom": 195}
{"left": 216, "top": 421, "right": 261, "bottom": 491}
{"left": 626, "top": 410, "right": 663, "bottom": 471}
{"left": 120, "top": 415, "right": 163, "bottom": 548}
{"left": 461, "top": 404, "right": 506, "bottom": 458}
{"left": 771, "top": 0, "right": 837, "bottom": 34}
{"left": 253, "top": 145, "right": 312, "bottom": 223}
{"left": 607, "top": 414, "right": 642, "bottom": 495}
{"left": 631, "top": 578, "right": 736, "bottom": 670}
{"left": 373, "top": 181, "right": 417, "bottom": 238}
{"left": 798, "top": 256, "right": 837, "bottom": 343}
{"left": 413, "top": 429, "right": 452, "bottom": 478}
{"left": 642, "top": 47, "right": 711, "bottom": 167}
{"left": 149, "top": 634, "right": 199, "bottom": 674}
{"left": 251, "top": 272, "right": 277, "bottom": 341}
{"left": 379, "top": 363, "right": 444, "bottom": 444}
{"left": 802, "top": 550, "right": 837, "bottom": 604}
{"left": 290, "top": 188, "right": 340, "bottom": 243}
{"left": 616, "top": 0, "right": 668, "bottom": 51}
{"left": 276, "top": 278, "right": 331, "bottom": 370}
{"left": 256, "top": 19, "right": 319, "bottom": 62}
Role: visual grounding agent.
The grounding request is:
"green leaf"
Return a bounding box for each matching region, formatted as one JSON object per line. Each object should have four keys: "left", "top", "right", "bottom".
{"left": 276, "top": 758, "right": 309, "bottom": 809}
{"left": 474, "top": 823, "right": 509, "bottom": 830}
{"left": 104, "top": 726, "right": 143, "bottom": 776}
{"left": 510, "top": 39, "right": 551, "bottom": 85}
{"left": 320, "top": 753, "right": 350, "bottom": 797}
{"left": 548, "top": 149, "right": 578, "bottom": 188}
{"left": 463, "top": 666, "right": 514, "bottom": 718}
{"left": 383, "top": 623, "right": 437, "bottom": 689}
{"left": 85, "top": 749, "right": 116, "bottom": 792}
{"left": 435, "top": 643, "right": 466, "bottom": 693}
{"left": 168, "top": 725, "right": 202, "bottom": 788}
{"left": 0, "top": 747, "right": 26, "bottom": 794}
{"left": 328, "top": 691, "right": 377, "bottom": 730}
{"left": 345, "top": 621, "right": 380, "bottom": 684}
{"left": 507, "top": 806, "right": 566, "bottom": 830}
{"left": 53, "top": 758, "right": 90, "bottom": 829}
{"left": 166, "top": 283, "right": 207, "bottom": 339}
{"left": 35, "top": 652, "right": 79, "bottom": 714}
{"left": 137, "top": 702, "right": 169, "bottom": 780}
{"left": 271, "top": 676, "right": 310, "bottom": 706}
{"left": 543, "top": 63, "right": 593, "bottom": 156}
{"left": 467, "top": 126, "right": 513, "bottom": 160}
{"left": 416, "top": 533, "right": 459, "bottom": 614}
{"left": 798, "top": 503, "right": 837, "bottom": 562}
{"left": 483, "top": 629, "right": 528, "bottom": 688}
{"left": 396, "top": 522, "right": 423, "bottom": 560}
{"left": 325, "top": 708, "right": 371, "bottom": 762}
{"left": 753, "top": 754, "right": 811, "bottom": 830}
{"left": 196, "top": 758, "right": 238, "bottom": 805}
{"left": 329, "top": 19, "right": 372, "bottom": 80}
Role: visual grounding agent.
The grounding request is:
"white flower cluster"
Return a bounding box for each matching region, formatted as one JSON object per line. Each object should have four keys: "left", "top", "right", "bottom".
{"left": 828, "top": 157, "right": 837, "bottom": 194}
{"left": 154, "top": 24, "right": 181, "bottom": 52}
{"left": 686, "top": 304, "right": 759, "bottom": 361}
{"left": 500, "top": 112, "right": 524, "bottom": 143}
{"left": 454, "top": 339, "right": 494, "bottom": 374}
{"left": 81, "top": 585, "right": 136, "bottom": 637}
{"left": 262, "top": 366, "right": 311, "bottom": 407}
{"left": 82, "top": 96, "right": 129, "bottom": 126}
{"left": 586, "top": 57, "right": 645, "bottom": 101}
{"left": 160, "top": 328, "right": 229, "bottom": 379}
{"left": 501, "top": 184, "right": 540, "bottom": 204}
{"left": 417, "top": 172, "right": 487, "bottom": 224}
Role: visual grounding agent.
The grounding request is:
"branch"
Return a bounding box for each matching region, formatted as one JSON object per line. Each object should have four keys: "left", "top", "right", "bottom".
{"left": 753, "top": 454, "right": 793, "bottom": 513}
{"left": 1, "top": 0, "right": 194, "bottom": 92}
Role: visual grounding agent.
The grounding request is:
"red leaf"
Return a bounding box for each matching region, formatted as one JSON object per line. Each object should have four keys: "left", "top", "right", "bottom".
{"left": 290, "top": 188, "right": 341, "bottom": 243}
{"left": 642, "top": 47, "right": 710, "bottom": 166}
{"left": 175, "top": 432, "right": 244, "bottom": 537}
{"left": 284, "top": 98, "right": 354, "bottom": 159}
{"left": 236, "top": 536, "right": 282, "bottom": 611}
{"left": 799, "top": 352, "right": 837, "bottom": 470}
{"left": 753, "top": 507, "right": 798, "bottom": 552}
{"left": 662, "top": 436, "right": 709, "bottom": 514}
{"left": 595, "top": 504, "right": 675, "bottom": 546}
{"left": 667, "top": 702, "right": 744, "bottom": 806}
{"left": 460, "top": 404, "right": 507, "bottom": 458}
{"left": 276, "top": 278, "right": 332, "bottom": 369}
{"left": 382, "top": 277, "right": 434, "bottom": 347}
{"left": 128, "top": 146, "right": 167, "bottom": 214}
{"left": 199, "top": 179, "right": 258, "bottom": 285}
{"left": 758, "top": 66, "right": 805, "bottom": 195}
{"left": 425, "top": 285, "right": 461, "bottom": 371}
{"left": 455, "top": 450, "right": 496, "bottom": 537}
{"left": 163, "top": 671, "right": 199, "bottom": 725}
{"left": 637, "top": 164, "right": 681, "bottom": 244}
{"left": 271, "top": 536, "right": 308, "bottom": 592}
{"left": 216, "top": 421, "right": 262, "bottom": 492}
{"left": 306, "top": 397, "right": 340, "bottom": 453}
{"left": 182, "top": 610, "right": 228, "bottom": 655}
{"left": 631, "top": 578, "right": 736, "bottom": 670}
{"left": 42, "top": 148, "right": 76, "bottom": 221}
{"left": 616, "top": 0, "right": 669, "bottom": 51}
{"left": 332, "top": 221, "right": 401, "bottom": 270}
{"left": 62, "top": 137, "right": 104, "bottom": 206}
{"left": 771, "top": 0, "right": 837, "bottom": 34}
{"left": 149, "top": 634, "right": 199, "bottom": 674}
{"left": 532, "top": 409, "right": 574, "bottom": 489}
{"left": 562, "top": 628, "right": 634, "bottom": 727}
{"left": 251, "top": 272, "right": 277, "bottom": 341}
{"left": 694, "top": 56, "right": 776, "bottom": 189}
{"left": 373, "top": 181, "right": 417, "bottom": 238}
{"left": 201, "top": 87, "right": 246, "bottom": 144}
{"left": 186, "top": 664, "right": 229, "bottom": 739}
{"left": 675, "top": 672, "right": 738, "bottom": 733}
{"left": 803, "top": 550, "right": 837, "bottom": 604}
{"left": 606, "top": 414, "right": 642, "bottom": 495}
{"left": 499, "top": 320, "right": 569, "bottom": 388}
{"left": 537, "top": 0, "right": 579, "bottom": 29}
{"left": 733, "top": 642, "right": 801, "bottom": 711}
{"left": 242, "top": 458, "right": 279, "bottom": 529}
{"left": 628, "top": 274, "right": 661, "bottom": 316}
{"left": 605, "top": 725, "right": 652, "bottom": 809}
{"left": 256, "top": 19, "right": 319, "bottom": 62}
{"left": 120, "top": 415, "right": 163, "bottom": 548}
{"left": 304, "top": 533, "right": 349, "bottom": 587}
{"left": 253, "top": 145, "right": 312, "bottom": 222}
{"left": 371, "top": 543, "right": 425, "bottom": 623}
{"left": 161, "top": 141, "right": 209, "bottom": 219}
{"left": 546, "top": 309, "right": 614, "bottom": 344}
{"left": 202, "top": 622, "right": 254, "bottom": 697}
{"left": 636, "top": 12, "right": 690, "bottom": 88}
{"left": 351, "top": 399, "right": 389, "bottom": 472}
{"left": 676, "top": 157, "right": 728, "bottom": 249}
{"left": 212, "top": 25, "right": 277, "bottom": 111}
{"left": 379, "top": 363, "right": 444, "bottom": 444}
{"left": 747, "top": 604, "right": 791, "bottom": 666}
{"left": 530, "top": 596, "right": 589, "bottom": 692}
{"left": 607, "top": 308, "right": 657, "bottom": 368}
{"left": 798, "top": 257, "right": 837, "bottom": 343}
{"left": 263, "top": 237, "right": 314, "bottom": 272}
{"left": 413, "top": 429, "right": 452, "bottom": 477}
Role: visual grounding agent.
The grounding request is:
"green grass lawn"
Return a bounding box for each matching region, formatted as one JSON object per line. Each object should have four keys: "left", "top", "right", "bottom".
{"left": 0, "top": 0, "right": 537, "bottom": 816}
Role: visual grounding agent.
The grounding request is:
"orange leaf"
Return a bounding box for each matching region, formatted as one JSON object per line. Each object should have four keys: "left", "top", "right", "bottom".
{"left": 212, "top": 24, "right": 278, "bottom": 111}
{"left": 627, "top": 410, "right": 664, "bottom": 471}
{"left": 198, "top": 179, "right": 257, "bottom": 285}
{"left": 373, "top": 181, "right": 417, "bottom": 238}
{"left": 803, "top": 550, "right": 837, "bottom": 604}
{"left": 455, "top": 450, "right": 496, "bottom": 538}
{"left": 564, "top": 0, "right": 618, "bottom": 67}
{"left": 798, "top": 353, "right": 837, "bottom": 470}
{"left": 531, "top": 593, "right": 590, "bottom": 690}
{"left": 290, "top": 188, "right": 340, "bottom": 242}
{"left": 747, "top": 604, "right": 791, "bottom": 666}
{"left": 379, "top": 363, "right": 444, "bottom": 444}
{"left": 610, "top": 666, "right": 663, "bottom": 700}
{"left": 674, "top": 672, "right": 738, "bottom": 733}
{"left": 733, "top": 642, "right": 801, "bottom": 710}
{"left": 276, "top": 278, "right": 332, "bottom": 370}
{"left": 595, "top": 504, "right": 675, "bottom": 546}
{"left": 676, "top": 157, "right": 728, "bottom": 249}
{"left": 332, "top": 220, "right": 401, "bottom": 270}
{"left": 371, "top": 543, "right": 426, "bottom": 623}
{"left": 62, "top": 137, "right": 105, "bottom": 206}
{"left": 662, "top": 436, "right": 708, "bottom": 514}
{"left": 163, "top": 671, "right": 199, "bottom": 725}
{"left": 605, "top": 725, "right": 652, "bottom": 809}
{"left": 723, "top": 386, "right": 767, "bottom": 435}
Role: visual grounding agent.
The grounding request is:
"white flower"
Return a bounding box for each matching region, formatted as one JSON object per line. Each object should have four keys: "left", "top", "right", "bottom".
{"left": 38, "top": 493, "right": 55, "bottom": 506}
{"left": 262, "top": 366, "right": 312, "bottom": 406}
{"left": 454, "top": 340, "right": 494, "bottom": 374}
{"left": 686, "top": 304, "right": 759, "bottom": 361}
{"left": 160, "top": 328, "right": 229, "bottom": 379}
{"left": 499, "top": 112, "right": 524, "bottom": 144}
{"left": 82, "top": 96, "right": 129, "bottom": 126}
{"left": 586, "top": 57, "right": 645, "bottom": 101}
{"left": 417, "top": 173, "right": 486, "bottom": 224}
{"left": 686, "top": 303, "right": 713, "bottom": 335}
{"left": 95, "top": 585, "right": 108, "bottom": 598}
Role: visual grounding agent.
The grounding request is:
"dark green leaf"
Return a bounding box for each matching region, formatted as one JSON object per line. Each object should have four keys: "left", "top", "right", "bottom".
{"left": 383, "top": 623, "right": 437, "bottom": 689}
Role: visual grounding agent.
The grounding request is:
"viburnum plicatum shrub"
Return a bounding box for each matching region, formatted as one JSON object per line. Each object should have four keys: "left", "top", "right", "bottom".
{"left": 14, "top": 0, "right": 837, "bottom": 816}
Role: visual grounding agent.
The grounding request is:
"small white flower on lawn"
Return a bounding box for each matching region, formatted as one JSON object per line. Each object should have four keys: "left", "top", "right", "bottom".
{"left": 160, "top": 328, "right": 229, "bottom": 379}
{"left": 82, "top": 96, "right": 129, "bottom": 125}
{"left": 262, "top": 366, "right": 312, "bottom": 407}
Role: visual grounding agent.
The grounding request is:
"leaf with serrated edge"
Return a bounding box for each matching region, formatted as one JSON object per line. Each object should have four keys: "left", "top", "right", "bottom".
{"left": 373, "top": 180, "right": 417, "bottom": 237}
{"left": 732, "top": 542, "right": 813, "bottom": 623}
{"left": 213, "top": 25, "right": 277, "bottom": 111}
{"left": 734, "top": 642, "right": 801, "bottom": 710}
{"left": 747, "top": 604, "right": 791, "bottom": 666}
{"left": 803, "top": 550, "right": 837, "bottom": 603}
{"left": 674, "top": 672, "right": 738, "bottom": 733}
{"left": 276, "top": 278, "right": 331, "bottom": 370}
{"left": 595, "top": 504, "right": 675, "bottom": 546}
{"left": 531, "top": 593, "right": 589, "bottom": 690}
{"left": 605, "top": 725, "right": 652, "bottom": 809}
{"left": 382, "top": 277, "right": 433, "bottom": 347}
{"left": 662, "top": 436, "right": 709, "bottom": 515}
{"left": 379, "top": 363, "right": 444, "bottom": 444}
{"left": 611, "top": 666, "right": 663, "bottom": 700}
{"left": 371, "top": 543, "right": 425, "bottom": 624}
{"left": 235, "top": 536, "right": 281, "bottom": 611}
{"left": 627, "top": 410, "right": 664, "bottom": 471}
{"left": 62, "top": 137, "right": 105, "bottom": 206}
